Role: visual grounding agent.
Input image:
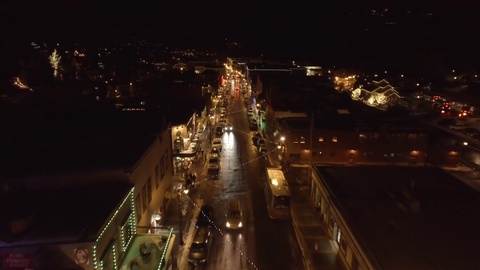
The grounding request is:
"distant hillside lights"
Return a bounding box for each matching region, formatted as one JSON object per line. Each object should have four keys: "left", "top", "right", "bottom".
{"left": 73, "top": 50, "right": 85, "bottom": 57}
{"left": 12, "top": 77, "right": 33, "bottom": 91}
{"left": 305, "top": 66, "right": 322, "bottom": 76}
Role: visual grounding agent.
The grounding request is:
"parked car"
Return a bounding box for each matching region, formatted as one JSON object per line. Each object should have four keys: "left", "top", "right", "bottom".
{"left": 210, "top": 147, "right": 220, "bottom": 157}
{"left": 459, "top": 127, "right": 480, "bottom": 137}
{"left": 258, "top": 146, "right": 268, "bottom": 157}
{"left": 196, "top": 204, "right": 215, "bottom": 230}
{"left": 438, "top": 118, "right": 456, "bottom": 127}
{"left": 252, "top": 132, "right": 262, "bottom": 145}
{"left": 450, "top": 122, "right": 469, "bottom": 130}
{"left": 212, "top": 138, "right": 222, "bottom": 151}
{"left": 219, "top": 118, "right": 227, "bottom": 126}
{"left": 208, "top": 156, "right": 220, "bottom": 172}
{"left": 257, "top": 138, "right": 266, "bottom": 148}
{"left": 215, "top": 126, "right": 223, "bottom": 136}
{"left": 188, "top": 227, "right": 212, "bottom": 266}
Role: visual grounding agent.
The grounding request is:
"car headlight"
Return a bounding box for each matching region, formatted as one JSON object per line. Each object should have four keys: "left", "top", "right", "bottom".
{"left": 238, "top": 222, "right": 243, "bottom": 228}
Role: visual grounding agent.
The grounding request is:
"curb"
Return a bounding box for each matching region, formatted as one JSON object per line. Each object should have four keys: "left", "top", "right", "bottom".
{"left": 177, "top": 199, "right": 203, "bottom": 270}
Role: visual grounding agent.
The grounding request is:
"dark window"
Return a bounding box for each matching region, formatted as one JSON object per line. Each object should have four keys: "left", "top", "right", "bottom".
{"left": 359, "top": 133, "right": 366, "bottom": 142}
{"left": 165, "top": 149, "right": 170, "bottom": 170}
{"left": 160, "top": 156, "right": 166, "bottom": 179}
{"left": 122, "top": 211, "right": 134, "bottom": 248}
{"left": 290, "top": 154, "right": 300, "bottom": 163}
{"left": 340, "top": 238, "right": 347, "bottom": 251}
{"left": 135, "top": 195, "right": 141, "bottom": 221}
{"left": 147, "top": 177, "right": 152, "bottom": 204}
{"left": 155, "top": 165, "right": 159, "bottom": 188}
{"left": 352, "top": 256, "right": 359, "bottom": 270}
{"left": 100, "top": 240, "right": 115, "bottom": 270}
{"left": 142, "top": 185, "right": 147, "bottom": 213}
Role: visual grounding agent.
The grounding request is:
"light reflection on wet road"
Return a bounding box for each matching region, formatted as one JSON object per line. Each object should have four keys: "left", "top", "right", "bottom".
{"left": 194, "top": 93, "right": 303, "bottom": 270}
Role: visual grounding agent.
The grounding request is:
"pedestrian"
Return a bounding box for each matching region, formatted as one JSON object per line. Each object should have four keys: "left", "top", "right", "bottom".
{"left": 192, "top": 173, "right": 197, "bottom": 185}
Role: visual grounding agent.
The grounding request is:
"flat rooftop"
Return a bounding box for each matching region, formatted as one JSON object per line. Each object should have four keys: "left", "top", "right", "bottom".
{"left": 315, "top": 165, "right": 480, "bottom": 270}
{"left": 0, "top": 183, "right": 133, "bottom": 247}
{"left": 120, "top": 232, "right": 175, "bottom": 270}
{"left": 0, "top": 109, "right": 164, "bottom": 180}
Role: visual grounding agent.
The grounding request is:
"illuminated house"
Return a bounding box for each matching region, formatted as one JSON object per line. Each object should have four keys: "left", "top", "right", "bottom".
{"left": 351, "top": 79, "right": 401, "bottom": 108}
{"left": 332, "top": 68, "right": 358, "bottom": 91}
{"left": 334, "top": 75, "right": 357, "bottom": 91}
{"left": 0, "top": 184, "right": 175, "bottom": 270}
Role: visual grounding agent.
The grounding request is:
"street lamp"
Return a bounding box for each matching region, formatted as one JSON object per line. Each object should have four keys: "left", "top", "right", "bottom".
{"left": 278, "top": 136, "right": 287, "bottom": 166}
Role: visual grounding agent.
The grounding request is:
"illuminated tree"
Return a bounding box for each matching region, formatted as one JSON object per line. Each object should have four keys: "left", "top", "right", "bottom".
{"left": 49, "top": 49, "right": 62, "bottom": 79}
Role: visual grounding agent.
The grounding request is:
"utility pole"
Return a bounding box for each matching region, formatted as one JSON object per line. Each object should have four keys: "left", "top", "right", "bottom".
{"left": 308, "top": 110, "right": 314, "bottom": 183}
{"left": 178, "top": 199, "right": 184, "bottom": 246}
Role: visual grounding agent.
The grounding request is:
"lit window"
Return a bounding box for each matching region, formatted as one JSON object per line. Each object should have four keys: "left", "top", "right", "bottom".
{"left": 359, "top": 133, "right": 366, "bottom": 142}
{"left": 332, "top": 137, "right": 338, "bottom": 142}
{"left": 318, "top": 137, "right": 324, "bottom": 142}
{"left": 300, "top": 136, "right": 306, "bottom": 144}
{"left": 293, "top": 138, "right": 299, "bottom": 144}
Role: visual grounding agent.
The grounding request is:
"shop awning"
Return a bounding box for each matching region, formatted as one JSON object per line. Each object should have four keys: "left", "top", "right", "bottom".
{"left": 173, "top": 150, "right": 197, "bottom": 158}
{"left": 173, "top": 141, "right": 199, "bottom": 158}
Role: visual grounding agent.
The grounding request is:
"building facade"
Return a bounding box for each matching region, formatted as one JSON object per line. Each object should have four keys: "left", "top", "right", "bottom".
{"left": 309, "top": 165, "right": 480, "bottom": 270}
{"left": 276, "top": 115, "right": 431, "bottom": 166}
{"left": 0, "top": 185, "right": 176, "bottom": 270}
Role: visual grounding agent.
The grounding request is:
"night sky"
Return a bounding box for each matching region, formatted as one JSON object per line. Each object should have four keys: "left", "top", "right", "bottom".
{"left": 3, "top": 0, "right": 480, "bottom": 66}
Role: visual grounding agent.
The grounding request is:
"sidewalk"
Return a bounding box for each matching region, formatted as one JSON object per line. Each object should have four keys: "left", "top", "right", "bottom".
{"left": 162, "top": 121, "right": 210, "bottom": 270}
{"left": 288, "top": 168, "right": 344, "bottom": 270}
{"left": 264, "top": 117, "right": 344, "bottom": 270}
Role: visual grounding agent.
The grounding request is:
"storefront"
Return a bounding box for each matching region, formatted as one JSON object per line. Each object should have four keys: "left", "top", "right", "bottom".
{"left": 173, "top": 139, "right": 200, "bottom": 173}
{"left": 172, "top": 117, "right": 204, "bottom": 174}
